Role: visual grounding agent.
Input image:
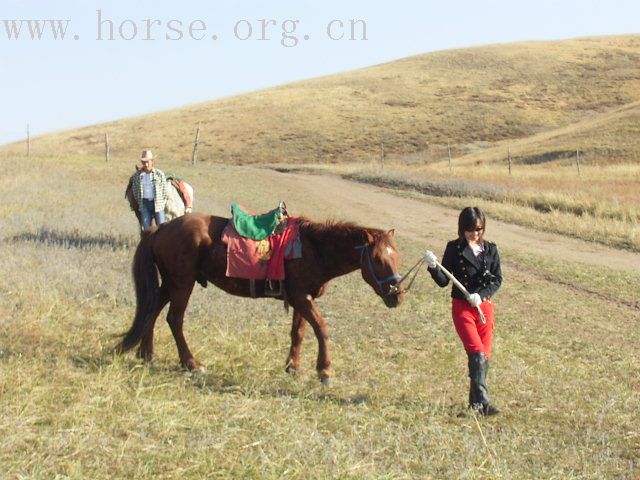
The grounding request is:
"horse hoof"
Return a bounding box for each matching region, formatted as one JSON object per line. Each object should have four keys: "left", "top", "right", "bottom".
{"left": 136, "top": 350, "right": 153, "bottom": 363}
{"left": 285, "top": 365, "right": 298, "bottom": 376}
{"left": 320, "top": 376, "right": 332, "bottom": 387}
{"left": 186, "top": 366, "right": 207, "bottom": 380}
{"left": 185, "top": 359, "right": 206, "bottom": 373}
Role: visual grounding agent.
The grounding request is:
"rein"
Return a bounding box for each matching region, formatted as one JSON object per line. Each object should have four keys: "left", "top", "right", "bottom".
{"left": 355, "top": 244, "right": 402, "bottom": 296}
{"left": 391, "top": 257, "right": 425, "bottom": 295}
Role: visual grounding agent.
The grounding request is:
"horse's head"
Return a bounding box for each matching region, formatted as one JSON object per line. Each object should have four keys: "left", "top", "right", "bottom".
{"left": 357, "top": 229, "right": 405, "bottom": 308}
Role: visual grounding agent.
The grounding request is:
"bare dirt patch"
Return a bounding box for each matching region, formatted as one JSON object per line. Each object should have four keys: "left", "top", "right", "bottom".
{"left": 263, "top": 169, "right": 639, "bottom": 274}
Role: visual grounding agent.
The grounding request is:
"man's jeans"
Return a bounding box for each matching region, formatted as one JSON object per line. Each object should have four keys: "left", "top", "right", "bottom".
{"left": 140, "top": 199, "right": 166, "bottom": 230}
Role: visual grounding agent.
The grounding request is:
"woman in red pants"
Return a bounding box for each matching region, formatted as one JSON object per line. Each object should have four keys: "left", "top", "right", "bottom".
{"left": 424, "top": 207, "right": 503, "bottom": 415}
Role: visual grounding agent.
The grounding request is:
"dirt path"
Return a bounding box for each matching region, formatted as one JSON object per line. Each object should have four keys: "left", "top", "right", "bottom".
{"left": 259, "top": 169, "right": 640, "bottom": 274}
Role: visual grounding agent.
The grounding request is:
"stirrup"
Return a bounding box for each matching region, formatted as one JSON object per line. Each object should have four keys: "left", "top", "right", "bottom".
{"left": 264, "top": 279, "right": 283, "bottom": 297}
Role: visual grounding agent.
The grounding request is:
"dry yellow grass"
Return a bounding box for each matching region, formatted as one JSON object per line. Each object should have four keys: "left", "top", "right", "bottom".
{"left": 1, "top": 154, "right": 639, "bottom": 478}
{"left": 419, "top": 101, "right": 640, "bottom": 167}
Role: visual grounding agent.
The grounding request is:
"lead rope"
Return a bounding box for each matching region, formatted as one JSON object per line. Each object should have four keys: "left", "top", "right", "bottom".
{"left": 391, "top": 257, "right": 425, "bottom": 294}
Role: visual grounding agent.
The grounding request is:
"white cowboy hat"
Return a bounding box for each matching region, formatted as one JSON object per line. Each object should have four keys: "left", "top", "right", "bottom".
{"left": 140, "top": 149, "right": 154, "bottom": 161}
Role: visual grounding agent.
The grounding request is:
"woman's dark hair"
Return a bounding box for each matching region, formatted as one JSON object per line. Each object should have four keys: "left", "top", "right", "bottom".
{"left": 458, "top": 207, "right": 486, "bottom": 238}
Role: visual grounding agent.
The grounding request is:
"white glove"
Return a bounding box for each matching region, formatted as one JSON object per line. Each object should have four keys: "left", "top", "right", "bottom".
{"left": 185, "top": 207, "right": 192, "bottom": 214}
{"left": 467, "top": 293, "right": 482, "bottom": 307}
{"left": 423, "top": 250, "right": 438, "bottom": 269}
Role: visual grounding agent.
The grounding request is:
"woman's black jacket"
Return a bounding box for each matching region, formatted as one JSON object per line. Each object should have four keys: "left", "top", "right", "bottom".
{"left": 428, "top": 238, "right": 502, "bottom": 301}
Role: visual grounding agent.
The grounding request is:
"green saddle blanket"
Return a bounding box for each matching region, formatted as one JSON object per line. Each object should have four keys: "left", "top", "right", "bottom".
{"left": 165, "top": 172, "right": 184, "bottom": 181}
{"left": 231, "top": 202, "right": 288, "bottom": 240}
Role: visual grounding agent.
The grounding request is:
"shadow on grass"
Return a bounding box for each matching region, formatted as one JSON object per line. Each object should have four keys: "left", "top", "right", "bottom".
{"left": 187, "top": 370, "right": 372, "bottom": 405}
{"left": 72, "top": 350, "right": 374, "bottom": 406}
{"left": 71, "top": 354, "right": 463, "bottom": 413}
{"left": 8, "top": 227, "right": 136, "bottom": 251}
{"left": 0, "top": 346, "right": 22, "bottom": 360}
{"left": 70, "top": 353, "right": 121, "bottom": 371}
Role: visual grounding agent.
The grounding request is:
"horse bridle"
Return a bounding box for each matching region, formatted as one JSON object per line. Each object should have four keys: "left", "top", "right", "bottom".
{"left": 356, "top": 244, "right": 402, "bottom": 297}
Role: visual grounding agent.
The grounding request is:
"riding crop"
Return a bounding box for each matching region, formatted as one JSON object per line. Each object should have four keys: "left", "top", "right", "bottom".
{"left": 433, "top": 260, "right": 486, "bottom": 325}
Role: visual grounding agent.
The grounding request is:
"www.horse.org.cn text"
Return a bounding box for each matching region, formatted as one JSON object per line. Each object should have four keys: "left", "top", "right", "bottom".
{"left": 0, "top": 10, "right": 369, "bottom": 47}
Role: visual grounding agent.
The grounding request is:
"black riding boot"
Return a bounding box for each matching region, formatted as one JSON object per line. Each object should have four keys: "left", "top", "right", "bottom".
{"left": 468, "top": 352, "right": 500, "bottom": 416}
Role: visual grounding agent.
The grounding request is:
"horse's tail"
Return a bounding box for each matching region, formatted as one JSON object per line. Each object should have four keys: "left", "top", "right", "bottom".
{"left": 115, "top": 230, "right": 159, "bottom": 354}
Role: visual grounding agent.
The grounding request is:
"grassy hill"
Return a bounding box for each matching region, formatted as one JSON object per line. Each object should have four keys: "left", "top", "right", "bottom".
{"left": 435, "top": 100, "right": 640, "bottom": 166}
{"left": 3, "top": 34, "right": 640, "bottom": 165}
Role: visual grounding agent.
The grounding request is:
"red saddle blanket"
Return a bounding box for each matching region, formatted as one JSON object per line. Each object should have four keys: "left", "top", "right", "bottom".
{"left": 221, "top": 217, "right": 301, "bottom": 280}
{"left": 170, "top": 179, "right": 192, "bottom": 209}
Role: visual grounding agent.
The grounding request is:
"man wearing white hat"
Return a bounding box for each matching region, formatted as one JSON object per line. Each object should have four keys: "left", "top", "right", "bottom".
{"left": 130, "top": 149, "right": 168, "bottom": 230}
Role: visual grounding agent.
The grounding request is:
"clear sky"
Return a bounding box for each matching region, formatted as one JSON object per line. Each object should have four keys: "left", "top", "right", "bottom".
{"left": 1, "top": 0, "right": 638, "bottom": 144}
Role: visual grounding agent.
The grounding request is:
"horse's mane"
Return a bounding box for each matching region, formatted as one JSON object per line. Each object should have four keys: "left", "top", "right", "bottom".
{"left": 297, "top": 217, "right": 385, "bottom": 245}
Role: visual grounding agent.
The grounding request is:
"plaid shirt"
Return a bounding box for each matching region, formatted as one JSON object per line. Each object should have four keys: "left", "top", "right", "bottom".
{"left": 131, "top": 168, "right": 168, "bottom": 213}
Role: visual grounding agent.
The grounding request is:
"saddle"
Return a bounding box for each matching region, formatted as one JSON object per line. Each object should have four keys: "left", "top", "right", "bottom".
{"left": 231, "top": 201, "right": 288, "bottom": 240}
{"left": 166, "top": 173, "right": 192, "bottom": 210}
{"left": 222, "top": 202, "right": 301, "bottom": 297}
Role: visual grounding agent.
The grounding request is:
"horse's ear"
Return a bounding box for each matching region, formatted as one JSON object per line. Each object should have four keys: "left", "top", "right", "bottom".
{"left": 364, "top": 231, "right": 375, "bottom": 244}
{"left": 386, "top": 229, "right": 395, "bottom": 238}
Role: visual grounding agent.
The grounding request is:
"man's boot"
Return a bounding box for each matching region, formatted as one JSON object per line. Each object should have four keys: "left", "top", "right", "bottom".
{"left": 468, "top": 352, "right": 500, "bottom": 416}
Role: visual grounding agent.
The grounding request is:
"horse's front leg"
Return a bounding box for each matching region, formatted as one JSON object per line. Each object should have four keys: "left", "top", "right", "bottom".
{"left": 292, "top": 295, "right": 332, "bottom": 385}
{"left": 285, "top": 310, "right": 307, "bottom": 376}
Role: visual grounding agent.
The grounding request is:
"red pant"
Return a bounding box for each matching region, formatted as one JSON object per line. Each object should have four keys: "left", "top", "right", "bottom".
{"left": 451, "top": 298, "right": 495, "bottom": 358}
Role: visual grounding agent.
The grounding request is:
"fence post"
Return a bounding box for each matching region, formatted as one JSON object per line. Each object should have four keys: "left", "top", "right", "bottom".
{"left": 27, "top": 123, "right": 30, "bottom": 157}
{"left": 508, "top": 143, "right": 512, "bottom": 175}
{"left": 192, "top": 124, "right": 201, "bottom": 166}
{"left": 576, "top": 149, "right": 581, "bottom": 177}
{"left": 447, "top": 142, "right": 452, "bottom": 171}
{"left": 104, "top": 132, "right": 110, "bottom": 162}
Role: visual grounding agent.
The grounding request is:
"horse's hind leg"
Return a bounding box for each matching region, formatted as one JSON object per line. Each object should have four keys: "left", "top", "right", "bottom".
{"left": 165, "top": 285, "right": 203, "bottom": 371}
{"left": 137, "top": 285, "right": 170, "bottom": 362}
{"left": 285, "top": 310, "right": 307, "bottom": 375}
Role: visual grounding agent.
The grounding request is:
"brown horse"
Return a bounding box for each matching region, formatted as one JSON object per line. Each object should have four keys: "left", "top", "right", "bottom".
{"left": 116, "top": 213, "right": 405, "bottom": 383}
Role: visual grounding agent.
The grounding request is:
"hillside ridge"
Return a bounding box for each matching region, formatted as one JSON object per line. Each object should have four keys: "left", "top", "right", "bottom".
{"left": 3, "top": 34, "right": 640, "bottom": 165}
